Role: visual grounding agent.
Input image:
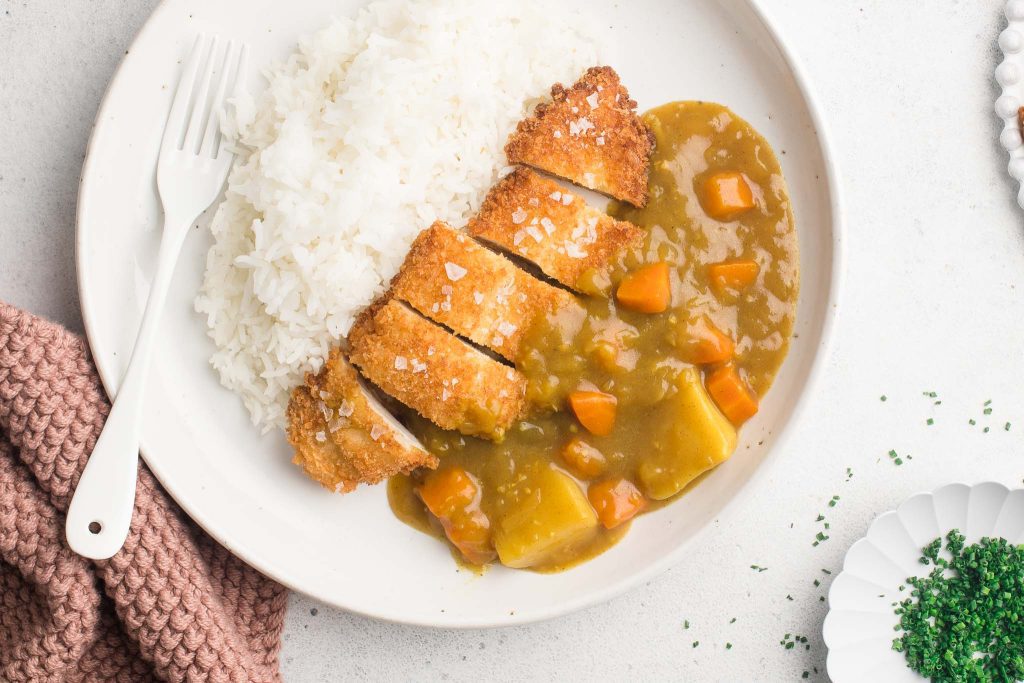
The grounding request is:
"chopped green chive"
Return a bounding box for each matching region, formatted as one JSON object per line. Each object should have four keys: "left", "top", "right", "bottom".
{"left": 750, "top": 565, "right": 768, "bottom": 572}
{"left": 1006, "top": 422, "right": 1012, "bottom": 431}
{"left": 692, "top": 641, "right": 699, "bottom": 648}
{"left": 781, "top": 634, "right": 811, "bottom": 653}
{"left": 892, "top": 530, "right": 1024, "bottom": 680}
{"left": 926, "top": 418, "right": 934, "bottom": 426}
{"left": 880, "top": 395, "right": 888, "bottom": 402}
{"left": 683, "top": 620, "right": 689, "bottom": 629}
{"left": 725, "top": 642, "right": 732, "bottom": 649}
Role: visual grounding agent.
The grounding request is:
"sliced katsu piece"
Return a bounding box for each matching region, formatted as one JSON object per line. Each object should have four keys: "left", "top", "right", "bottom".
{"left": 389, "top": 221, "right": 576, "bottom": 361}
{"left": 505, "top": 66, "right": 655, "bottom": 207}
{"left": 467, "top": 168, "right": 644, "bottom": 291}
{"left": 286, "top": 348, "right": 437, "bottom": 493}
{"left": 348, "top": 299, "right": 527, "bottom": 441}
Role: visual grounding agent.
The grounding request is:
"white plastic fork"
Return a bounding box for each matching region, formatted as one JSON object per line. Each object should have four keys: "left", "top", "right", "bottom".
{"left": 66, "top": 35, "right": 248, "bottom": 560}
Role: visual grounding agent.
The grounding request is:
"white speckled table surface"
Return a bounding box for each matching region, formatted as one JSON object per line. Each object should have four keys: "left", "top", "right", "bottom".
{"left": 3, "top": 1, "right": 1022, "bottom": 680}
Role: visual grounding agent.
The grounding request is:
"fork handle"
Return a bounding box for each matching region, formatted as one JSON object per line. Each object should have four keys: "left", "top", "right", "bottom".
{"left": 66, "top": 210, "right": 195, "bottom": 559}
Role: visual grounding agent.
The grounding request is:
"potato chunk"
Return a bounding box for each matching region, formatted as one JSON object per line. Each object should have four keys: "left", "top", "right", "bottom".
{"left": 638, "top": 368, "right": 737, "bottom": 500}
{"left": 494, "top": 467, "right": 598, "bottom": 569}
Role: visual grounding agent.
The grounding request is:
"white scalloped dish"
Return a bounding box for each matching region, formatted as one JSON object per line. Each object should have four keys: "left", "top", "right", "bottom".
{"left": 996, "top": 0, "right": 1024, "bottom": 205}
{"left": 823, "top": 482, "right": 1024, "bottom": 682}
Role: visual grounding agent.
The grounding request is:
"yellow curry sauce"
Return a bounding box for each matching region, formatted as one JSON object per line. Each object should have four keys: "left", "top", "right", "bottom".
{"left": 388, "top": 102, "right": 799, "bottom": 572}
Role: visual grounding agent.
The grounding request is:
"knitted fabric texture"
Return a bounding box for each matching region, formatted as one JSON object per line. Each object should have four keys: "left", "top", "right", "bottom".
{"left": 0, "top": 303, "right": 288, "bottom": 682}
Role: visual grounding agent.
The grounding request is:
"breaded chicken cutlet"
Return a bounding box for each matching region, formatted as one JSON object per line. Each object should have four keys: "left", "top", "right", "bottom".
{"left": 468, "top": 168, "right": 644, "bottom": 291}
{"left": 348, "top": 298, "right": 527, "bottom": 441}
{"left": 285, "top": 67, "right": 658, "bottom": 493}
{"left": 286, "top": 348, "right": 437, "bottom": 493}
{"left": 389, "top": 221, "right": 576, "bottom": 361}
{"left": 505, "top": 66, "right": 655, "bottom": 207}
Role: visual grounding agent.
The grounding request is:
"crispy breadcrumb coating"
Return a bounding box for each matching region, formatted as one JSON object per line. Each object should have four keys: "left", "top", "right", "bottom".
{"left": 468, "top": 168, "right": 644, "bottom": 289}
{"left": 390, "top": 221, "right": 575, "bottom": 360}
{"left": 286, "top": 347, "right": 437, "bottom": 493}
{"left": 505, "top": 66, "right": 654, "bottom": 207}
{"left": 348, "top": 299, "right": 527, "bottom": 441}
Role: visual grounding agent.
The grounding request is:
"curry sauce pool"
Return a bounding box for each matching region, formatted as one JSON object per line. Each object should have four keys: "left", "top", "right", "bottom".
{"left": 389, "top": 101, "right": 799, "bottom": 572}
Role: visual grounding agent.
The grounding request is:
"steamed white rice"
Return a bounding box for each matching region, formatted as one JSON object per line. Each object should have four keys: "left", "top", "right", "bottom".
{"left": 195, "top": 0, "right": 602, "bottom": 430}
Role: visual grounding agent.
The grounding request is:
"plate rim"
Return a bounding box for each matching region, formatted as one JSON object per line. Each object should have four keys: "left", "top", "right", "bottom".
{"left": 996, "top": 0, "right": 1024, "bottom": 206}
{"left": 75, "top": 0, "right": 846, "bottom": 628}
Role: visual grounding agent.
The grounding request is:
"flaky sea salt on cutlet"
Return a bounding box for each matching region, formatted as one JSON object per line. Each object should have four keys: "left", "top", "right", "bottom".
{"left": 389, "top": 221, "right": 573, "bottom": 361}
{"left": 285, "top": 347, "right": 436, "bottom": 493}
{"left": 347, "top": 298, "right": 527, "bottom": 440}
{"left": 505, "top": 66, "right": 654, "bottom": 207}
{"left": 467, "top": 168, "right": 643, "bottom": 290}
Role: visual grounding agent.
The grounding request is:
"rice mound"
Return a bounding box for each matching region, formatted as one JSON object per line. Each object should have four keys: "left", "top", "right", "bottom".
{"left": 195, "top": 0, "right": 601, "bottom": 431}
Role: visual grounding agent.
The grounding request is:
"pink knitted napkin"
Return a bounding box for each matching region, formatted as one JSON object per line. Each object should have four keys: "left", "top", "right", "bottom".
{"left": 0, "top": 303, "right": 288, "bottom": 682}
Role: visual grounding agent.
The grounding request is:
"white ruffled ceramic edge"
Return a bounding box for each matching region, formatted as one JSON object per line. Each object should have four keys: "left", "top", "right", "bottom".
{"left": 996, "top": 1, "right": 1024, "bottom": 206}
{"left": 822, "top": 482, "right": 1024, "bottom": 682}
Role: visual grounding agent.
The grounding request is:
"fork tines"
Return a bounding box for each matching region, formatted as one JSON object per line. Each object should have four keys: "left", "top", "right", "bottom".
{"left": 162, "top": 34, "right": 249, "bottom": 160}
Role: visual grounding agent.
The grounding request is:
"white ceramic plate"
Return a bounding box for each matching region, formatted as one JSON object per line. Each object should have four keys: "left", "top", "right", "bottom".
{"left": 823, "top": 482, "right": 1024, "bottom": 682}
{"left": 76, "top": 0, "right": 841, "bottom": 627}
{"left": 996, "top": 1, "right": 1024, "bottom": 206}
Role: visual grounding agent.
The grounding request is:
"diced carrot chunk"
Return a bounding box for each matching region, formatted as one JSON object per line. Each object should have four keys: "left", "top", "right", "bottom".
{"left": 587, "top": 478, "right": 648, "bottom": 529}
{"left": 568, "top": 390, "right": 617, "bottom": 436}
{"left": 417, "top": 468, "right": 496, "bottom": 565}
{"left": 708, "top": 259, "right": 760, "bottom": 295}
{"left": 616, "top": 262, "right": 671, "bottom": 314}
{"left": 702, "top": 172, "right": 755, "bottom": 220}
{"left": 442, "top": 508, "right": 495, "bottom": 566}
{"left": 417, "top": 467, "right": 478, "bottom": 518}
{"left": 704, "top": 363, "right": 759, "bottom": 425}
{"left": 675, "top": 315, "right": 735, "bottom": 365}
{"left": 561, "top": 437, "right": 608, "bottom": 479}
